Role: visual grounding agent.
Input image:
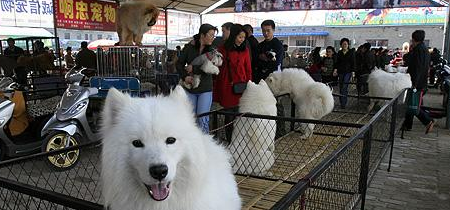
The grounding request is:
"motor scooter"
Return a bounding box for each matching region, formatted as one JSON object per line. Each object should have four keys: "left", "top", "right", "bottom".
{"left": 41, "top": 67, "right": 98, "bottom": 170}
{"left": 0, "top": 78, "right": 51, "bottom": 160}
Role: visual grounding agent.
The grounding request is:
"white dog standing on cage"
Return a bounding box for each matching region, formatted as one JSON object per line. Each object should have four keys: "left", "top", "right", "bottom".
{"left": 100, "top": 87, "right": 241, "bottom": 210}
{"left": 181, "top": 49, "right": 223, "bottom": 89}
{"left": 228, "top": 80, "right": 277, "bottom": 175}
{"left": 367, "top": 68, "right": 411, "bottom": 111}
{"left": 385, "top": 64, "right": 408, "bottom": 73}
{"left": 265, "top": 68, "right": 334, "bottom": 139}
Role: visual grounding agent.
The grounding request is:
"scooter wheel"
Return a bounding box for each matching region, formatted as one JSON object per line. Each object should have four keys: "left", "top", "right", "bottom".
{"left": 41, "top": 131, "right": 81, "bottom": 171}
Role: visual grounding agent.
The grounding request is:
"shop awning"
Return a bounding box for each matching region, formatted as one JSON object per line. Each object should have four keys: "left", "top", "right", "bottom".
{"left": 137, "top": 0, "right": 227, "bottom": 14}
{"left": 0, "top": 26, "right": 53, "bottom": 39}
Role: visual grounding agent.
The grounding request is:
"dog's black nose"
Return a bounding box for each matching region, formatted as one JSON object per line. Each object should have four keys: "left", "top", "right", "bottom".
{"left": 149, "top": 164, "right": 168, "bottom": 181}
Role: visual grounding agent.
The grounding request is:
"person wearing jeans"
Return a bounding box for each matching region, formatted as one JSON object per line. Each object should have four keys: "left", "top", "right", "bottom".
{"left": 338, "top": 72, "right": 352, "bottom": 107}
{"left": 333, "top": 38, "right": 355, "bottom": 109}
{"left": 176, "top": 24, "right": 218, "bottom": 133}
{"left": 186, "top": 92, "right": 213, "bottom": 133}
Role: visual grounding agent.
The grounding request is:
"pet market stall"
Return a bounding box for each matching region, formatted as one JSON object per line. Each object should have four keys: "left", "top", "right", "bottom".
{"left": 95, "top": 45, "right": 179, "bottom": 95}
{"left": 0, "top": 84, "right": 406, "bottom": 210}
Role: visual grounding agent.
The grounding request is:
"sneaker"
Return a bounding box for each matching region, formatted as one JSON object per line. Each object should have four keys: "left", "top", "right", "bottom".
{"left": 425, "top": 121, "right": 434, "bottom": 134}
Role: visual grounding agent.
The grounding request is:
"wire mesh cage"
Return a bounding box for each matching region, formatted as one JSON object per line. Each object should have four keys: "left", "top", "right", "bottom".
{"left": 95, "top": 45, "right": 178, "bottom": 95}
{"left": 0, "top": 88, "right": 407, "bottom": 210}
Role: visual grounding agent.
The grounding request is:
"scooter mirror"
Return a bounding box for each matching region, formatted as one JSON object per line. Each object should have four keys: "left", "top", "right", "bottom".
{"left": 65, "top": 66, "right": 85, "bottom": 84}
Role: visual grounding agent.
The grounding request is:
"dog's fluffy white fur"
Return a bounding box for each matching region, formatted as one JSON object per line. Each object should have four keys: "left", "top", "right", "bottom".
{"left": 228, "top": 80, "right": 277, "bottom": 175}
{"left": 265, "top": 68, "right": 334, "bottom": 139}
{"left": 368, "top": 68, "right": 411, "bottom": 110}
{"left": 385, "top": 64, "right": 408, "bottom": 73}
{"left": 181, "top": 50, "right": 223, "bottom": 89}
{"left": 101, "top": 87, "right": 240, "bottom": 210}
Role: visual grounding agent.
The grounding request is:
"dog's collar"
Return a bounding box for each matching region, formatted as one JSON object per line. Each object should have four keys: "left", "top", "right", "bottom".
{"left": 205, "top": 52, "right": 213, "bottom": 61}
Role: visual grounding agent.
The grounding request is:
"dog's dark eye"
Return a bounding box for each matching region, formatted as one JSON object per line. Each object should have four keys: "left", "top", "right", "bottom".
{"left": 132, "top": 140, "right": 144, "bottom": 148}
{"left": 166, "top": 137, "right": 176, "bottom": 145}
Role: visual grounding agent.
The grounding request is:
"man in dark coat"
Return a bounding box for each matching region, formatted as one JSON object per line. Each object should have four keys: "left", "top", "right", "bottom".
{"left": 356, "top": 42, "right": 375, "bottom": 95}
{"left": 243, "top": 24, "right": 259, "bottom": 75}
{"left": 404, "top": 30, "right": 434, "bottom": 134}
{"left": 75, "top": 41, "right": 96, "bottom": 69}
{"left": 255, "top": 19, "right": 283, "bottom": 83}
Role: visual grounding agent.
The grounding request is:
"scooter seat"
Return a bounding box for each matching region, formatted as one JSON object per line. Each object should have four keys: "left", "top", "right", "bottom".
{"left": 27, "top": 96, "right": 61, "bottom": 118}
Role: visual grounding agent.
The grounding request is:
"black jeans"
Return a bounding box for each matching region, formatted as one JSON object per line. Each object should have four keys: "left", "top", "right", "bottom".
{"left": 403, "top": 89, "right": 433, "bottom": 129}
{"left": 224, "top": 107, "right": 239, "bottom": 143}
{"left": 357, "top": 74, "right": 369, "bottom": 95}
{"left": 404, "top": 109, "right": 433, "bottom": 129}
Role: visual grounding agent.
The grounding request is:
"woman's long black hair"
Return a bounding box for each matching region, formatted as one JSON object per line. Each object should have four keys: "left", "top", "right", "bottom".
{"left": 224, "top": 24, "right": 247, "bottom": 52}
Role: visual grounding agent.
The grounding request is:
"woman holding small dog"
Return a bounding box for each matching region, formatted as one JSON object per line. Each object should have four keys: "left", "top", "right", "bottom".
{"left": 176, "top": 24, "right": 218, "bottom": 133}
{"left": 214, "top": 23, "right": 252, "bottom": 142}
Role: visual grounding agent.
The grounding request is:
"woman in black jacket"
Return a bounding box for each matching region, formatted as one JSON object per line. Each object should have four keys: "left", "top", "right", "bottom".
{"left": 333, "top": 38, "right": 355, "bottom": 109}
{"left": 176, "top": 24, "right": 218, "bottom": 133}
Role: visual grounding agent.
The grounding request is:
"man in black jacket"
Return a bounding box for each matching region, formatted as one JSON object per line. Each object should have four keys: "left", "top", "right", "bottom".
{"left": 356, "top": 42, "right": 375, "bottom": 95}
{"left": 75, "top": 41, "right": 96, "bottom": 69}
{"left": 404, "top": 30, "right": 434, "bottom": 134}
{"left": 255, "top": 19, "right": 283, "bottom": 83}
{"left": 243, "top": 24, "right": 258, "bottom": 75}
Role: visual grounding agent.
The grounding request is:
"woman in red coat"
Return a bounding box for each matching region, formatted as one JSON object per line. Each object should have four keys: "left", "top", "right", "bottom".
{"left": 213, "top": 23, "right": 252, "bottom": 143}
{"left": 214, "top": 24, "right": 252, "bottom": 109}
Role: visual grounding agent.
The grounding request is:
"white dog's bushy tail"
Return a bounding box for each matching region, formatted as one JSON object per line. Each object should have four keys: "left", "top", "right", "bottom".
{"left": 304, "top": 82, "right": 334, "bottom": 119}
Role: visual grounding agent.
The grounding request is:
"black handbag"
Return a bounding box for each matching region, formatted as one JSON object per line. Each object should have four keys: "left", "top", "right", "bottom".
{"left": 227, "top": 57, "right": 247, "bottom": 94}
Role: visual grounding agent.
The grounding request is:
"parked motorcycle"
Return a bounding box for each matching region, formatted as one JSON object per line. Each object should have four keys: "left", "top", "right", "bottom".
{"left": 41, "top": 67, "right": 98, "bottom": 170}
{"left": 0, "top": 78, "right": 51, "bottom": 160}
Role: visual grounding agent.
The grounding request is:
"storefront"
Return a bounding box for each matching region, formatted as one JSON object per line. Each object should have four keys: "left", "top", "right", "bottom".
{"left": 0, "top": 0, "right": 54, "bottom": 39}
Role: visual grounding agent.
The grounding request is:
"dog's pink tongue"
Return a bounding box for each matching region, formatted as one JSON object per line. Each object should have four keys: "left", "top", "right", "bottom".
{"left": 150, "top": 183, "right": 169, "bottom": 201}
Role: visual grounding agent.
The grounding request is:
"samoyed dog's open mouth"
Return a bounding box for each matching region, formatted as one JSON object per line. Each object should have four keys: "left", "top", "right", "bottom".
{"left": 144, "top": 182, "right": 171, "bottom": 201}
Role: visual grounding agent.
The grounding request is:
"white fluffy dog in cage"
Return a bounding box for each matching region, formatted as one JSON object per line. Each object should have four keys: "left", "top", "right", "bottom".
{"left": 367, "top": 68, "right": 411, "bottom": 111}
{"left": 265, "top": 68, "right": 334, "bottom": 139}
{"left": 228, "top": 80, "right": 277, "bottom": 175}
{"left": 181, "top": 49, "right": 223, "bottom": 89}
{"left": 385, "top": 64, "right": 408, "bottom": 73}
{"left": 101, "top": 87, "right": 241, "bottom": 210}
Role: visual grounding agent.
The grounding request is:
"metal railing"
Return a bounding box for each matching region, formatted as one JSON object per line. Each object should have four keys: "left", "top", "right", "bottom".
{"left": 0, "top": 87, "right": 407, "bottom": 210}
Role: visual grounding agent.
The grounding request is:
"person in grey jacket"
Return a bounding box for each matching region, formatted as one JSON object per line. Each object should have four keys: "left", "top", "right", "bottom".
{"left": 176, "top": 23, "right": 218, "bottom": 133}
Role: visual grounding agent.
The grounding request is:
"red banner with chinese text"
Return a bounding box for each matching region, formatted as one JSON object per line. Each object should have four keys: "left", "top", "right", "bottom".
{"left": 55, "top": 0, "right": 117, "bottom": 31}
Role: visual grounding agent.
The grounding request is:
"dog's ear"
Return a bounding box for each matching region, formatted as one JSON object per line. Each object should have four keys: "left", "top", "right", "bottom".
{"left": 259, "top": 79, "right": 268, "bottom": 87}
{"left": 265, "top": 76, "right": 274, "bottom": 84}
{"left": 102, "top": 88, "right": 130, "bottom": 129}
{"left": 170, "top": 85, "right": 192, "bottom": 107}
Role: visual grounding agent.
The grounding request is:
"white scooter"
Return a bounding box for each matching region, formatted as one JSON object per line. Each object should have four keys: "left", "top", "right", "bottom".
{"left": 0, "top": 78, "right": 51, "bottom": 160}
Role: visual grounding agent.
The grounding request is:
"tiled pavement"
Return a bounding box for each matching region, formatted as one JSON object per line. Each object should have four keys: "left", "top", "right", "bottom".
{"left": 363, "top": 90, "right": 450, "bottom": 210}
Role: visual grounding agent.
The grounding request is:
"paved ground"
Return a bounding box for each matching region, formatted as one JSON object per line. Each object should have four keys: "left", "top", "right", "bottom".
{"left": 364, "top": 89, "right": 450, "bottom": 210}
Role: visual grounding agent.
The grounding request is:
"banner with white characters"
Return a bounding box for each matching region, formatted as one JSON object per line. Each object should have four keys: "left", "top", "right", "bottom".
{"left": 0, "top": 0, "right": 54, "bottom": 27}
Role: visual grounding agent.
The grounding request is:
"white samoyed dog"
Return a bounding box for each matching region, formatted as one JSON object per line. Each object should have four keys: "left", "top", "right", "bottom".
{"left": 265, "top": 68, "right": 334, "bottom": 139}
{"left": 368, "top": 68, "right": 411, "bottom": 110}
{"left": 100, "top": 86, "right": 241, "bottom": 210}
{"left": 228, "top": 80, "right": 277, "bottom": 175}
